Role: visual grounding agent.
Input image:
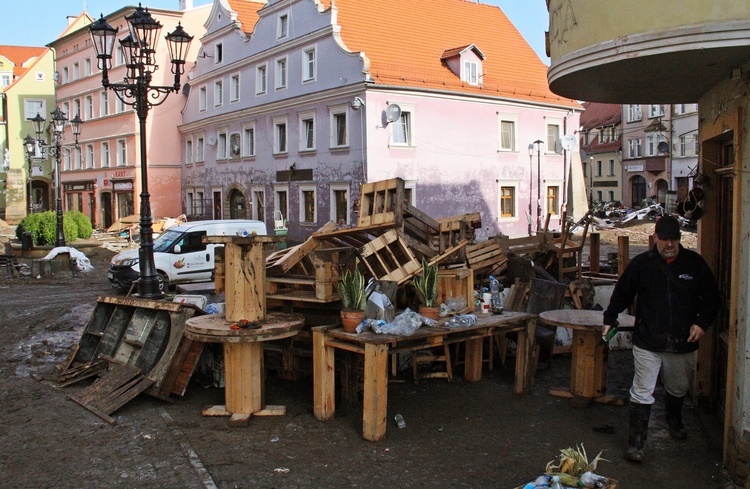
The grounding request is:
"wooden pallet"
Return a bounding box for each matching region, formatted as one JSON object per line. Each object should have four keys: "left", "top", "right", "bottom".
{"left": 357, "top": 178, "right": 405, "bottom": 228}
{"left": 466, "top": 238, "right": 507, "bottom": 274}
{"left": 68, "top": 361, "right": 154, "bottom": 424}
{"left": 358, "top": 229, "right": 421, "bottom": 284}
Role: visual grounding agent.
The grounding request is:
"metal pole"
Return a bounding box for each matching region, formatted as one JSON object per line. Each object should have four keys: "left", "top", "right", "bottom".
{"left": 135, "top": 75, "right": 162, "bottom": 299}
{"left": 528, "top": 152, "right": 533, "bottom": 236}
{"left": 536, "top": 144, "right": 542, "bottom": 232}
{"left": 27, "top": 154, "right": 33, "bottom": 216}
{"left": 54, "top": 139, "right": 65, "bottom": 247}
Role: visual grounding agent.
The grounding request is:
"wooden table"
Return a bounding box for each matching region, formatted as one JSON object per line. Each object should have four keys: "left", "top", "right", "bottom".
{"left": 185, "top": 312, "right": 304, "bottom": 426}
{"left": 540, "top": 309, "right": 634, "bottom": 405}
{"left": 313, "top": 311, "right": 537, "bottom": 441}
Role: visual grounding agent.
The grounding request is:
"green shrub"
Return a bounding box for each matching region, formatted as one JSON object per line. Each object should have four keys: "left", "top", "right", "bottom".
{"left": 66, "top": 210, "right": 93, "bottom": 239}
{"left": 16, "top": 211, "right": 78, "bottom": 246}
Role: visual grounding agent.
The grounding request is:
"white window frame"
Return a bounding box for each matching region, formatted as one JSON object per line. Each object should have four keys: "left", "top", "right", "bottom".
{"left": 85, "top": 95, "right": 93, "bottom": 120}
{"left": 497, "top": 113, "right": 518, "bottom": 152}
{"left": 299, "top": 183, "right": 317, "bottom": 224}
{"left": 648, "top": 104, "right": 664, "bottom": 118}
{"left": 101, "top": 141, "right": 110, "bottom": 167}
{"left": 24, "top": 99, "right": 46, "bottom": 121}
{"left": 274, "top": 184, "right": 289, "bottom": 223}
{"left": 116, "top": 139, "right": 126, "bottom": 166}
{"left": 186, "top": 137, "right": 193, "bottom": 164}
{"left": 256, "top": 64, "right": 267, "bottom": 95}
{"left": 196, "top": 135, "right": 205, "bottom": 163}
{"left": 64, "top": 147, "right": 72, "bottom": 171}
{"left": 214, "top": 42, "right": 223, "bottom": 64}
{"left": 229, "top": 132, "right": 241, "bottom": 159}
{"left": 74, "top": 99, "right": 81, "bottom": 119}
{"left": 84, "top": 58, "right": 92, "bottom": 77}
{"left": 546, "top": 119, "right": 562, "bottom": 153}
{"left": 463, "top": 59, "right": 479, "bottom": 85}
{"left": 275, "top": 56, "right": 287, "bottom": 90}
{"left": 627, "top": 104, "right": 642, "bottom": 122}
{"left": 329, "top": 104, "right": 349, "bottom": 149}
{"left": 329, "top": 183, "right": 350, "bottom": 225}
{"left": 73, "top": 62, "right": 80, "bottom": 81}
{"left": 243, "top": 122, "right": 256, "bottom": 157}
{"left": 628, "top": 138, "right": 642, "bottom": 158}
{"left": 251, "top": 186, "right": 265, "bottom": 221}
{"left": 299, "top": 110, "right": 316, "bottom": 152}
{"left": 62, "top": 67, "right": 69, "bottom": 84}
{"left": 199, "top": 85, "right": 207, "bottom": 111}
{"left": 214, "top": 79, "right": 223, "bottom": 107}
{"left": 115, "top": 44, "right": 124, "bottom": 66}
{"left": 302, "top": 46, "right": 316, "bottom": 83}
{"left": 100, "top": 91, "right": 109, "bottom": 117}
{"left": 273, "top": 116, "right": 289, "bottom": 154}
{"left": 389, "top": 103, "right": 416, "bottom": 148}
{"left": 86, "top": 144, "right": 94, "bottom": 169}
{"left": 497, "top": 181, "right": 520, "bottom": 222}
{"left": 75, "top": 147, "right": 82, "bottom": 170}
{"left": 230, "top": 73, "right": 240, "bottom": 103}
{"left": 608, "top": 159, "right": 615, "bottom": 176}
{"left": 217, "top": 128, "right": 228, "bottom": 160}
{"left": 277, "top": 12, "right": 289, "bottom": 39}
{"left": 116, "top": 96, "right": 124, "bottom": 113}
{"left": 186, "top": 191, "right": 194, "bottom": 217}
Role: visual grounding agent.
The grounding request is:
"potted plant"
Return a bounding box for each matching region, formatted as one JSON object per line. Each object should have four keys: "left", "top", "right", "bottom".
{"left": 338, "top": 268, "right": 367, "bottom": 332}
{"left": 414, "top": 258, "right": 440, "bottom": 320}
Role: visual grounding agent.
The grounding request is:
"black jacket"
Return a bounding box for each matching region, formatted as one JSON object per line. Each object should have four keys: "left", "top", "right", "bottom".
{"left": 603, "top": 244, "right": 721, "bottom": 353}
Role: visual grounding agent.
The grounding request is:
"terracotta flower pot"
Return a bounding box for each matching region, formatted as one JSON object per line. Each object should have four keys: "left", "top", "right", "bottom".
{"left": 340, "top": 309, "right": 365, "bottom": 333}
{"left": 418, "top": 305, "right": 441, "bottom": 320}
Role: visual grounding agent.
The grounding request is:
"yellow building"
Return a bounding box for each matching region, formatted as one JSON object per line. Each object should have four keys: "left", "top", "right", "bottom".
{"left": 547, "top": 1, "right": 750, "bottom": 482}
{"left": 0, "top": 46, "right": 55, "bottom": 222}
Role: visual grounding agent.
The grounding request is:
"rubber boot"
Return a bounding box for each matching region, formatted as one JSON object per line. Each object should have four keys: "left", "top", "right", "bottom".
{"left": 665, "top": 393, "right": 688, "bottom": 440}
{"left": 626, "top": 401, "right": 651, "bottom": 463}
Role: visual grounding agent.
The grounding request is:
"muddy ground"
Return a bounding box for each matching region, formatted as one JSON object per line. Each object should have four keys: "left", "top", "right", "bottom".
{"left": 0, "top": 220, "right": 735, "bottom": 488}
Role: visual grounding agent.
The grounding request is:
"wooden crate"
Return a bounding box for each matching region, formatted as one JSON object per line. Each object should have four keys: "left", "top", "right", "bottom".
{"left": 357, "top": 178, "right": 405, "bottom": 228}
{"left": 436, "top": 268, "right": 474, "bottom": 313}
{"left": 358, "top": 229, "right": 421, "bottom": 284}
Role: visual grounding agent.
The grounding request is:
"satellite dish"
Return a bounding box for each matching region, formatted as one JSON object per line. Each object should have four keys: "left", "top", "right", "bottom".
{"left": 657, "top": 141, "right": 670, "bottom": 153}
{"left": 385, "top": 103, "right": 402, "bottom": 123}
{"left": 561, "top": 134, "right": 577, "bottom": 151}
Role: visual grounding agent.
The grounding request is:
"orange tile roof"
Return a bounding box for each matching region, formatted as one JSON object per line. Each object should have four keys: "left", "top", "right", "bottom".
{"left": 227, "top": 0, "right": 265, "bottom": 33}
{"left": 580, "top": 102, "right": 622, "bottom": 129}
{"left": 330, "top": 0, "right": 578, "bottom": 108}
{"left": 0, "top": 46, "right": 47, "bottom": 78}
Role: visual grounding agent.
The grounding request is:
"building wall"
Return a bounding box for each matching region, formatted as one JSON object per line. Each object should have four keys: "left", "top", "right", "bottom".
{"left": 52, "top": 5, "right": 209, "bottom": 229}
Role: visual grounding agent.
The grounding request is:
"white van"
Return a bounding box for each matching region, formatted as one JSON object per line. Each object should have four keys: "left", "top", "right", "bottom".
{"left": 107, "top": 219, "right": 267, "bottom": 292}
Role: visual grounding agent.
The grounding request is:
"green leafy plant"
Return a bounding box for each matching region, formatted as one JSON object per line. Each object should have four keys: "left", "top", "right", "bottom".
{"left": 16, "top": 211, "right": 79, "bottom": 245}
{"left": 66, "top": 210, "right": 93, "bottom": 239}
{"left": 337, "top": 268, "right": 367, "bottom": 311}
{"left": 414, "top": 258, "right": 439, "bottom": 307}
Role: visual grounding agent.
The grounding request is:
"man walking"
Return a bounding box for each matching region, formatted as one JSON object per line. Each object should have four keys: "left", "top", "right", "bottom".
{"left": 603, "top": 215, "right": 721, "bottom": 463}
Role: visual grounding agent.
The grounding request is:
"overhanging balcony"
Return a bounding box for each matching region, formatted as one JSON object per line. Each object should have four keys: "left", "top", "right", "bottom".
{"left": 546, "top": 1, "right": 750, "bottom": 103}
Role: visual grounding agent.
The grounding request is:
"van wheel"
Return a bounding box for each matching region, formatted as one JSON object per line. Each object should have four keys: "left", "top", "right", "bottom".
{"left": 157, "top": 272, "right": 170, "bottom": 293}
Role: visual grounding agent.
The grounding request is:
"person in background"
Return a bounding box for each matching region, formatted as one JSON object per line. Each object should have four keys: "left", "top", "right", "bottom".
{"left": 603, "top": 215, "right": 720, "bottom": 463}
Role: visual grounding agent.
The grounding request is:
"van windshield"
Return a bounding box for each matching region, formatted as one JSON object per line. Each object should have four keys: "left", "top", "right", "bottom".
{"left": 153, "top": 229, "right": 183, "bottom": 253}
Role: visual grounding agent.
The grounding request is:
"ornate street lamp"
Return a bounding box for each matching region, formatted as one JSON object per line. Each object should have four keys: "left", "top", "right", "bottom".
{"left": 90, "top": 6, "right": 193, "bottom": 299}
{"left": 24, "top": 135, "right": 36, "bottom": 216}
{"left": 29, "top": 108, "right": 82, "bottom": 247}
{"left": 530, "top": 139, "right": 544, "bottom": 233}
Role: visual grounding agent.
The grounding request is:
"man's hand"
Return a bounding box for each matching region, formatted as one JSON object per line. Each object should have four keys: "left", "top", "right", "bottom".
{"left": 687, "top": 324, "right": 705, "bottom": 342}
{"left": 602, "top": 325, "right": 611, "bottom": 337}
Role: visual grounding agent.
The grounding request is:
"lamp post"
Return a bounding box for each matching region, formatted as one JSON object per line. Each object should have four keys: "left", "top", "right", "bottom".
{"left": 24, "top": 135, "right": 36, "bottom": 216}
{"left": 527, "top": 144, "right": 534, "bottom": 236}
{"left": 530, "top": 139, "right": 544, "bottom": 232}
{"left": 588, "top": 156, "right": 594, "bottom": 209}
{"left": 30, "top": 108, "right": 82, "bottom": 247}
{"left": 90, "top": 6, "right": 193, "bottom": 299}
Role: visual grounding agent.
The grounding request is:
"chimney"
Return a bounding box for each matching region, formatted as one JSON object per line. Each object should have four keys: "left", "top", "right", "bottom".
{"left": 67, "top": 16, "right": 77, "bottom": 26}
{"left": 179, "top": 0, "right": 193, "bottom": 10}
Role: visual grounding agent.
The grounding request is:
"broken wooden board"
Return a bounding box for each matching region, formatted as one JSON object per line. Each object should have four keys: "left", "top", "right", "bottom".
{"left": 68, "top": 362, "right": 154, "bottom": 424}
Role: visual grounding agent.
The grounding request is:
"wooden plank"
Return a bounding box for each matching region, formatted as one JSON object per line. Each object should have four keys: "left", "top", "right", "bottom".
{"left": 313, "top": 328, "right": 336, "bottom": 421}
{"left": 362, "top": 342, "right": 389, "bottom": 441}
{"left": 224, "top": 342, "right": 264, "bottom": 415}
{"left": 463, "top": 337, "right": 484, "bottom": 381}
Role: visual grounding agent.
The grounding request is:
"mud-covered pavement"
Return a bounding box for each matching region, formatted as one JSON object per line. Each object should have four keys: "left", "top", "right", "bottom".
{"left": 0, "top": 228, "right": 736, "bottom": 488}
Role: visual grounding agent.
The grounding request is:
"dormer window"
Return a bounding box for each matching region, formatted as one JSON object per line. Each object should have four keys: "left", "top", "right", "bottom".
{"left": 441, "top": 44, "right": 486, "bottom": 86}
{"left": 463, "top": 60, "right": 479, "bottom": 85}
{"left": 215, "top": 43, "right": 223, "bottom": 64}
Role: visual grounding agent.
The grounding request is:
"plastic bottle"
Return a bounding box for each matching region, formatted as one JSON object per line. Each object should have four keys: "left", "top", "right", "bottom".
{"left": 550, "top": 475, "right": 563, "bottom": 489}
{"left": 489, "top": 276, "right": 504, "bottom": 313}
{"left": 601, "top": 320, "right": 620, "bottom": 344}
{"left": 394, "top": 413, "right": 406, "bottom": 428}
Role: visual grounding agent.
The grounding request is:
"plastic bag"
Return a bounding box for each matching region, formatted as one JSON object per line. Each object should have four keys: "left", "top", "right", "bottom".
{"left": 357, "top": 307, "right": 435, "bottom": 336}
{"left": 446, "top": 314, "right": 478, "bottom": 328}
{"left": 366, "top": 290, "right": 395, "bottom": 322}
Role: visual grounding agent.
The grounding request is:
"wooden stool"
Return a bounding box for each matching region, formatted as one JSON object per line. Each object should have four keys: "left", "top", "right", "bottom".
{"left": 412, "top": 344, "right": 452, "bottom": 383}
